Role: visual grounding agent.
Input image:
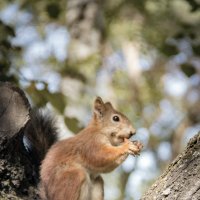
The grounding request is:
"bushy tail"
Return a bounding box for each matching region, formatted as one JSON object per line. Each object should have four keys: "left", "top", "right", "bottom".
{"left": 23, "top": 109, "right": 58, "bottom": 167}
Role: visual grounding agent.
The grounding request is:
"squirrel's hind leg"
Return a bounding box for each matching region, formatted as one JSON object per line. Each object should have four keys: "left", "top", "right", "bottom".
{"left": 40, "top": 167, "right": 89, "bottom": 200}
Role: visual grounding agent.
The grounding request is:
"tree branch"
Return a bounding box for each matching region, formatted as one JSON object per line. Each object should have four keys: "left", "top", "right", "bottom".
{"left": 141, "top": 132, "right": 200, "bottom": 200}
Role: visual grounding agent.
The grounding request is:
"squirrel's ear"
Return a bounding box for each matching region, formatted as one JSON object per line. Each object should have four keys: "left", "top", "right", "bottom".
{"left": 105, "top": 102, "right": 114, "bottom": 110}
{"left": 93, "top": 96, "right": 105, "bottom": 118}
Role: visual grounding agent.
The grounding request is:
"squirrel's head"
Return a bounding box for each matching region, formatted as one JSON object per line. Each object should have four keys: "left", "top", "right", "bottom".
{"left": 92, "top": 96, "right": 136, "bottom": 146}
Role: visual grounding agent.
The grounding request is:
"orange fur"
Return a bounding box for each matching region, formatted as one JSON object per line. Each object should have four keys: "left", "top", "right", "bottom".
{"left": 40, "top": 97, "right": 143, "bottom": 200}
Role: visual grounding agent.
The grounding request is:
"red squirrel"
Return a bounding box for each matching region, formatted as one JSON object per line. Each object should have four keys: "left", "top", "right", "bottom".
{"left": 39, "top": 97, "right": 143, "bottom": 200}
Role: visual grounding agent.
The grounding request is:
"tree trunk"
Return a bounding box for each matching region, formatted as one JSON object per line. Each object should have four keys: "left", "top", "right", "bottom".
{"left": 0, "top": 82, "right": 39, "bottom": 200}
{"left": 141, "top": 132, "right": 200, "bottom": 200}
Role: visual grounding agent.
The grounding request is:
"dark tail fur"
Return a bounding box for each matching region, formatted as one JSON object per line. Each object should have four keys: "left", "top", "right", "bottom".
{"left": 23, "top": 109, "right": 58, "bottom": 168}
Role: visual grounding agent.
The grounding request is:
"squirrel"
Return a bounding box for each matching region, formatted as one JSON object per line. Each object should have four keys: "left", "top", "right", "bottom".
{"left": 37, "top": 97, "right": 143, "bottom": 200}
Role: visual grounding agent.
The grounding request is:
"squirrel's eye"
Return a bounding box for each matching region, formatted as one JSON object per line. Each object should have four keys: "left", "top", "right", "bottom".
{"left": 113, "top": 115, "right": 120, "bottom": 122}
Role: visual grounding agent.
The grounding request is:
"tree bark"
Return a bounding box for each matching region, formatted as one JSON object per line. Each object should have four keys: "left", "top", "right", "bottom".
{"left": 141, "top": 132, "right": 200, "bottom": 200}
{"left": 0, "top": 82, "right": 39, "bottom": 199}
{"left": 0, "top": 82, "right": 30, "bottom": 138}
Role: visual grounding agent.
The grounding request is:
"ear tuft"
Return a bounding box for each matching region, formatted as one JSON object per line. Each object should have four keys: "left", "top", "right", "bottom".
{"left": 95, "top": 96, "right": 103, "bottom": 104}
{"left": 94, "top": 96, "right": 105, "bottom": 118}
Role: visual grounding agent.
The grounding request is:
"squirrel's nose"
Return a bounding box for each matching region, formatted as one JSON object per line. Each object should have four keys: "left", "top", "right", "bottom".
{"left": 129, "top": 130, "right": 136, "bottom": 138}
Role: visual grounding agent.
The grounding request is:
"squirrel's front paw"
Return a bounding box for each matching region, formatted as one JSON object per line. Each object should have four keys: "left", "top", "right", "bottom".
{"left": 125, "top": 139, "right": 143, "bottom": 156}
{"left": 132, "top": 141, "right": 143, "bottom": 152}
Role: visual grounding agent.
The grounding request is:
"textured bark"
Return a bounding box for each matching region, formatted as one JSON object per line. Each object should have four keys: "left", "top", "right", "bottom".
{"left": 0, "top": 82, "right": 30, "bottom": 138}
{"left": 141, "top": 132, "right": 200, "bottom": 200}
{"left": 0, "top": 82, "right": 39, "bottom": 199}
